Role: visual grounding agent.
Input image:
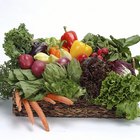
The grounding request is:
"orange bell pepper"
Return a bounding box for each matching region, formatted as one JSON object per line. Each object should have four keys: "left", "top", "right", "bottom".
{"left": 49, "top": 47, "right": 60, "bottom": 58}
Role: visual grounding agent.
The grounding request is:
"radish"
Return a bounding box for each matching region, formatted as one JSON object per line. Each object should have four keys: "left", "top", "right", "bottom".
{"left": 18, "top": 54, "right": 34, "bottom": 69}
{"left": 31, "top": 60, "right": 46, "bottom": 78}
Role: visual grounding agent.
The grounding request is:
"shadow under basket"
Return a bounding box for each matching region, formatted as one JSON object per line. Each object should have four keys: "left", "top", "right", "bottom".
{"left": 12, "top": 99, "right": 123, "bottom": 118}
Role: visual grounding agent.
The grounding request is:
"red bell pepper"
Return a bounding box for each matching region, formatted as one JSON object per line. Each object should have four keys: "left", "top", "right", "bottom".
{"left": 61, "top": 26, "right": 78, "bottom": 51}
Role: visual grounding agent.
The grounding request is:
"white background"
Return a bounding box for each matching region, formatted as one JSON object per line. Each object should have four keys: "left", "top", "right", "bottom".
{"left": 0, "top": 0, "right": 140, "bottom": 139}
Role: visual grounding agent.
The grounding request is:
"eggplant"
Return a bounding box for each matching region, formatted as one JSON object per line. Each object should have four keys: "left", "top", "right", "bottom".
{"left": 29, "top": 42, "right": 48, "bottom": 56}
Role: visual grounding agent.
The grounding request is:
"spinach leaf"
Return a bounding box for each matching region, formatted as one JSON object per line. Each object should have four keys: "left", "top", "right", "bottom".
{"left": 20, "top": 69, "right": 36, "bottom": 80}
{"left": 17, "top": 79, "right": 44, "bottom": 99}
{"left": 13, "top": 69, "right": 25, "bottom": 80}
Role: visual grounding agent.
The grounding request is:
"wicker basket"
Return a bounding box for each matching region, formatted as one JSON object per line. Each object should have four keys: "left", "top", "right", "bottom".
{"left": 12, "top": 98, "right": 123, "bottom": 118}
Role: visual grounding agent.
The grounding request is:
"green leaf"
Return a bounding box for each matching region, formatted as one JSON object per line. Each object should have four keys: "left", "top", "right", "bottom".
{"left": 44, "top": 79, "right": 86, "bottom": 100}
{"left": 8, "top": 71, "right": 17, "bottom": 81}
{"left": 67, "top": 59, "right": 82, "bottom": 83}
{"left": 108, "top": 53, "right": 119, "bottom": 61}
{"left": 110, "top": 35, "right": 124, "bottom": 47}
{"left": 123, "top": 35, "right": 140, "bottom": 47}
{"left": 134, "top": 55, "right": 140, "bottom": 69}
{"left": 92, "top": 72, "right": 140, "bottom": 113}
{"left": 28, "top": 93, "right": 45, "bottom": 101}
{"left": 116, "top": 101, "right": 140, "bottom": 120}
{"left": 20, "top": 69, "right": 36, "bottom": 80}
{"left": 17, "top": 79, "right": 44, "bottom": 98}
{"left": 13, "top": 69, "right": 25, "bottom": 80}
{"left": 3, "top": 23, "right": 33, "bottom": 60}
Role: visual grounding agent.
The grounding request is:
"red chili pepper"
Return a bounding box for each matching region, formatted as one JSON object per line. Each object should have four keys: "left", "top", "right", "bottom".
{"left": 61, "top": 26, "right": 78, "bottom": 51}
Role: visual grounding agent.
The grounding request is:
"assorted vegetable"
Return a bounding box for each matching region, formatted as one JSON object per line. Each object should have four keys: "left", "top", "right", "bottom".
{"left": 1, "top": 23, "right": 140, "bottom": 131}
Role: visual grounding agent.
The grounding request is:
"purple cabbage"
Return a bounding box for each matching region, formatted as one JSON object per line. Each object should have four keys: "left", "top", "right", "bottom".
{"left": 110, "top": 60, "right": 135, "bottom": 76}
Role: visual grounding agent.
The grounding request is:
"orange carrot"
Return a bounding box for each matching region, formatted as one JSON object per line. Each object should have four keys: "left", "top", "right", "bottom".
{"left": 46, "top": 94, "right": 74, "bottom": 105}
{"left": 22, "top": 99, "right": 34, "bottom": 125}
{"left": 15, "top": 90, "right": 22, "bottom": 111}
{"left": 44, "top": 97, "right": 56, "bottom": 105}
{"left": 29, "top": 101, "right": 49, "bottom": 131}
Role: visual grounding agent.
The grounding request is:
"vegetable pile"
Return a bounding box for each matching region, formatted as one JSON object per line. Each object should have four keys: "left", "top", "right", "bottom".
{"left": 1, "top": 23, "right": 140, "bottom": 131}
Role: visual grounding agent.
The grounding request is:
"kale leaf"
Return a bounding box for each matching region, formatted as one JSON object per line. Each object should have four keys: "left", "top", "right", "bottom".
{"left": 3, "top": 23, "right": 33, "bottom": 59}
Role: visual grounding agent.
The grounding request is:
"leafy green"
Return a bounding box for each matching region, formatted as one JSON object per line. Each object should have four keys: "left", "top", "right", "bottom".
{"left": 123, "top": 35, "right": 140, "bottom": 47}
{"left": 8, "top": 69, "right": 37, "bottom": 82}
{"left": 45, "top": 37, "right": 60, "bottom": 47}
{"left": 92, "top": 72, "right": 140, "bottom": 108}
{"left": 116, "top": 101, "right": 140, "bottom": 120}
{"left": 80, "top": 57, "right": 111, "bottom": 98}
{"left": 3, "top": 23, "right": 33, "bottom": 60}
{"left": 17, "top": 79, "right": 45, "bottom": 99}
{"left": 91, "top": 71, "right": 140, "bottom": 119}
{"left": 67, "top": 59, "right": 82, "bottom": 83}
{"left": 0, "top": 60, "right": 18, "bottom": 99}
{"left": 134, "top": 55, "right": 140, "bottom": 69}
{"left": 45, "top": 79, "right": 86, "bottom": 100}
{"left": 82, "top": 33, "right": 140, "bottom": 62}
{"left": 43, "top": 60, "right": 85, "bottom": 100}
{"left": 28, "top": 93, "right": 45, "bottom": 101}
{"left": 13, "top": 69, "right": 25, "bottom": 80}
{"left": 7, "top": 68, "right": 46, "bottom": 100}
{"left": 20, "top": 69, "right": 37, "bottom": 80}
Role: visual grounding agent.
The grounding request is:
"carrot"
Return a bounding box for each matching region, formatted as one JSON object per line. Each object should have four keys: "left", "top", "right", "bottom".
{"left": 15, "top": 90, "right": 22, "bottom": 111}
{"left": 22, "top": 99, "right": 34, "bottom": 125}
{"left": 46, "top": 94, "right": 74, "bottom": 105}
{"left": 44, "top": 97, "right": 56, "bottom": 105}
{"left": 29, "top": 101, "right": 49, "bottom": 131}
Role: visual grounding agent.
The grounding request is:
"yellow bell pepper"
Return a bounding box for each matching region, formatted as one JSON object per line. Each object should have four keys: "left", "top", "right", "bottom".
{"left": 70, "top": 40, "right": 92, "bottom": 58}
